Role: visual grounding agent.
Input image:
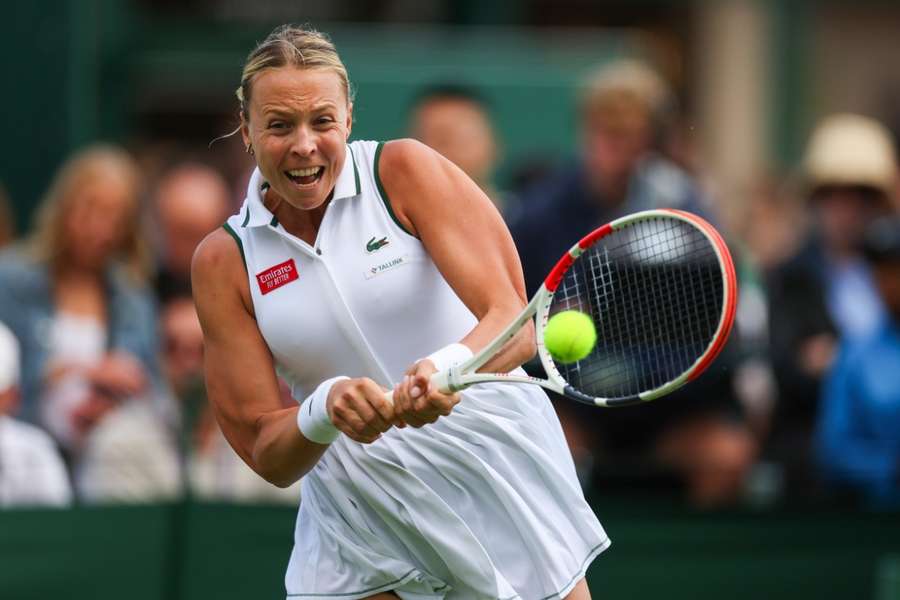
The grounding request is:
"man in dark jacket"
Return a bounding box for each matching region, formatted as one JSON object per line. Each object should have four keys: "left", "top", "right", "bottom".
{"left": 766, "top": 114, "right": 898, "bottom": 496}
{"left": 507, "top": 60, "right": 755, "bottom": 507}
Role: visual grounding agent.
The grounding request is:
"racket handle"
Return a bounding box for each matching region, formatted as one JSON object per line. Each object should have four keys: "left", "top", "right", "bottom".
{"left": 382, "top": 369, "right": 454, "bottom": 406}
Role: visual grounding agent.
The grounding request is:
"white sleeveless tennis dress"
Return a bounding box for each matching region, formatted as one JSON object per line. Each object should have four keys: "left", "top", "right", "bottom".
{"left": 223, "top": 141, "right": 609, "bottom": 600}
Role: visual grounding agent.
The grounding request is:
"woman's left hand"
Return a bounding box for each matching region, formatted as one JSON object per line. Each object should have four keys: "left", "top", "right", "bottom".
{"left": 393, "top": 360, "right": 460, "bottom": 428}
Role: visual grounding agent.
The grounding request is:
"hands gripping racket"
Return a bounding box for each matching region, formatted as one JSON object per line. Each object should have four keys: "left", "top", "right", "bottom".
{"left": 391, "top": 209, "right": 737, "bottom": 407}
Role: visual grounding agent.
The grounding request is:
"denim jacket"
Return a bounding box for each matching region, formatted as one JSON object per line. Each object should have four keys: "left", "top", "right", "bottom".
{"left": 0, "top": 247, "right": 160, "bottom": 425}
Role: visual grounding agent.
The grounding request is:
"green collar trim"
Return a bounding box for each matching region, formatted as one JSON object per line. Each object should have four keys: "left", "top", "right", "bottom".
{"left": 373, "top": 141, "right": 415, "bottom": 237}
{"left": 222, "top": 222, "right": 247, "bottom": 272}
{"left": 244, "top": 144, "right": 359, "bottom": 228}
{"left": 348, "top": 143, "right": 361, "bottom": 196}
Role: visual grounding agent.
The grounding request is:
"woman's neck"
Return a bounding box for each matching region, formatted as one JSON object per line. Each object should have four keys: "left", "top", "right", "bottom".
{"left": 264, "top": 189, "right": 331, "bottom": 245}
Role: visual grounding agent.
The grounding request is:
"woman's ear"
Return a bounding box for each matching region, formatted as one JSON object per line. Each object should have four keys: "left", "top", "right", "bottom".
{"left": 345, "top": 103, "right": 353, "bottom": 138}
{"left": 241, "top": 118, "right": 251, "bottom": 150}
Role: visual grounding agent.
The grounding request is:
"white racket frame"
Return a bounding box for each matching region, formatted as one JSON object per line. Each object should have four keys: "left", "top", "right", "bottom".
{"left": 392, "top": 209, "right": 737, "bottom": 408}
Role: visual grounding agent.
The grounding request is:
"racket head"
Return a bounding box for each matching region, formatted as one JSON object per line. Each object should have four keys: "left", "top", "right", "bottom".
{"left": 536, "top": 209, "right": 737, "bottom": 407}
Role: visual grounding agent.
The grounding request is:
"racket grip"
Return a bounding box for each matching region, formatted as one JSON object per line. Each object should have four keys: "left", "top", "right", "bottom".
{"left": 383, "top": 369, "right": 454, "bottom": 406}
{"left": 431, "top": 368, "right": 453, "bottom": 393}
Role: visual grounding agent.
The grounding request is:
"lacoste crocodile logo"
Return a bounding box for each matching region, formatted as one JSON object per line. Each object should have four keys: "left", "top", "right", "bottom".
{"left": 366, "top": 236, "right": 389, "bottom": 253}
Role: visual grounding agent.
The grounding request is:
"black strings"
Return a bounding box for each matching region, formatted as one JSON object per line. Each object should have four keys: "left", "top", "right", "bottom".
{"left": 550, "top": 217, "right": 724, "bottom": 400}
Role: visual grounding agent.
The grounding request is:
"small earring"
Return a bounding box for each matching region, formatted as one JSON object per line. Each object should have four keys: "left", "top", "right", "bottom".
{"left": 246, "top": 144, "right": 254, "bottom": 156}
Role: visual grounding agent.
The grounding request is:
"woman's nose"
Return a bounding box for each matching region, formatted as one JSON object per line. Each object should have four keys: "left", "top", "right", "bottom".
{"left": 291, "top": 127, "right": 316, "bottom": 157}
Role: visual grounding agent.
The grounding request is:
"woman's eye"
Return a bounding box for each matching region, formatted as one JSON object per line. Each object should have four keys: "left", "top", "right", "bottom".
{"left": 269, "top": 122, "right": 288, "bottom": 130}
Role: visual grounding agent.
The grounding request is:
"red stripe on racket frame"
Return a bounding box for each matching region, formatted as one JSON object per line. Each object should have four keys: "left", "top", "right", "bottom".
{"left": 662, "top": 209, "right": 738, "bottom": 381}
{"left": 543, "top": 224, "right": 613, "bottom": 292}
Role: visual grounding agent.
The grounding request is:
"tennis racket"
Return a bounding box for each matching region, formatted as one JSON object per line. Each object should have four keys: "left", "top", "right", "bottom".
{"left": 390, "top": 209, "right": 737, "bottom": 407}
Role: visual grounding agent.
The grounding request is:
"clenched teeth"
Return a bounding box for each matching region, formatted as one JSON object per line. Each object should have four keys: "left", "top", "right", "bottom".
{"left": 287, "top": 167, "right": 322, "bottom": 177}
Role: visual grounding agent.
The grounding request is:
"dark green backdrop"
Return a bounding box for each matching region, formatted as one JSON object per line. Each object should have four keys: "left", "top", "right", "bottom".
{"left": 2, "top": 499, "right": 898, "bottom": 600}
{"left": 1, "top": 1, "right": 636, "bottom": 233}
{"left": 3, "top": 0, "right": 816, "bottom": 233}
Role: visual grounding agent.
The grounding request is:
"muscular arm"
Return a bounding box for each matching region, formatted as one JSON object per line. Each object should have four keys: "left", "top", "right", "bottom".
{"left": 192, "top": 230, "right": 327, "bottom": 487}
{"left": 379, "top": 139, "right": 535, "bottom": 372}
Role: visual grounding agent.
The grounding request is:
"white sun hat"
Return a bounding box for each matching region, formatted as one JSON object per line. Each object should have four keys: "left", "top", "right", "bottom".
{"left": 803, "top": 113, "right": 898, "bottom": 198}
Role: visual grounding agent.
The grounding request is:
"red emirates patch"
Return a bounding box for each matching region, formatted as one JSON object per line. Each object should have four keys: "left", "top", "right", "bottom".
{"left": 256, "top": 259, "right": 299, "bottom": 295}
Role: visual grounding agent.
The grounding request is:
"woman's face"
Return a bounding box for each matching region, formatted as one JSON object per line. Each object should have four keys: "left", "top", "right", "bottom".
{"left": 63, "top": 175, "right": 134, "bottom": 271}
{"left": 242, "top": 67, "right": 352, "bottom": 211}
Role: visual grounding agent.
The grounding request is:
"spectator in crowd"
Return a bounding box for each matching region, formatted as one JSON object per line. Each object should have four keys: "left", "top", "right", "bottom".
{"left": 766, "top": 114, "right": 898, "bottom": 495}
{"left": 816, "top": 216, "right": 900, "bottom": 508}
{"left": 0, "top": 145, "right": 159, "bottom": 457}
{"left": 0, "top": 321, "right": 72, "bottom": 507}
{"left": 75, "top": 157, "right": 290, "bottom": 503}
{"left": 506, "top": 59, "right": 709, "bottom": 293}
{"left": 164, "top": 297, "right": 300, "bottom": 503}
{"left": 76, "top": 376, "right": 180, "bottom": 502}
{"left": 151, "top": 163, "right": 232, "bottom": 303}
{"left": 408, "top": 84, "right": 503, "bottom": 209}
{"left": 507, "top": 59, "right": 756, "bottom": 506}
{"left": 78, "top": 296, "right": 300, "bottom": 503}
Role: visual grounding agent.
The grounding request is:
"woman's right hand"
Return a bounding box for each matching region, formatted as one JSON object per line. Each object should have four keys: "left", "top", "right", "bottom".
{"left": 326, "top": 378, "right": 397, "bottom": 444}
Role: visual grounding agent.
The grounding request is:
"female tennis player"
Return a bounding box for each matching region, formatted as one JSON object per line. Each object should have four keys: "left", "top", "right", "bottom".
{"left": 192, "top": 25, "right": 608, "bottom": 600}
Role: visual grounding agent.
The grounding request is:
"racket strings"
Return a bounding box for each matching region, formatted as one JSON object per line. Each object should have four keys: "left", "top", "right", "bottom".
{"left": 550, "top": 217, "right": 724, "bottom": 400}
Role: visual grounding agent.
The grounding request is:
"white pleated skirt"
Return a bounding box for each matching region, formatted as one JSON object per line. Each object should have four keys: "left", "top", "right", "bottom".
{"left": 285, "top": 383, "right": 610, "bottom": 600}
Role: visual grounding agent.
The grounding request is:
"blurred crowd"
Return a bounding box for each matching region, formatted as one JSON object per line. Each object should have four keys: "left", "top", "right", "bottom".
{"left": 1, "top": 58, "right": 899, "bottom": 512}
{"left": 0, "top": 148, "right": 300, "bottom": 507}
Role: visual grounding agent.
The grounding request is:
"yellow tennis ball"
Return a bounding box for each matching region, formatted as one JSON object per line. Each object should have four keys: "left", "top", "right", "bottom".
{"left": 544, "top": 310, "right": 597, "bottom": 364}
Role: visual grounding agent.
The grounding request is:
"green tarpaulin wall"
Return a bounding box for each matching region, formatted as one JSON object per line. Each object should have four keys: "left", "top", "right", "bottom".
{"left": 2, "top": 499, "right": 899, "bottom": 600}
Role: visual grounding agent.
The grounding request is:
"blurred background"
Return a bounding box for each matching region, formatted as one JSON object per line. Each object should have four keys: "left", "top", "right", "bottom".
{"left": 2, "top": 0, "right": 900, "bottom": 598}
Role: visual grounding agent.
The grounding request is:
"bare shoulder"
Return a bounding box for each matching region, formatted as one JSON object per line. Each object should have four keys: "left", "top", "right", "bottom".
{"left": 378, "top": 139, "right": 462, "bottom": 236}
{"left": 378, "top": 138, "right": 442, "bottom": 184}
{"left": 191, "top": 227, "right": 251, "bottom": 315}
{"left": 192, "top": 228, "right": 243, "bottom": 283}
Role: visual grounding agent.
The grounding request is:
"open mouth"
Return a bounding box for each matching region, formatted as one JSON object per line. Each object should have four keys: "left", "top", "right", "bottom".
{"left": 285, "top": 166, "right": 324, "bottom": 186}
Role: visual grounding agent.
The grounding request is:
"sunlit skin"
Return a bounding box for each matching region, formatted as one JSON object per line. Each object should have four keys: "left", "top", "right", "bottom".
{"left": 240, "top": 68, "right": 352, "bottom": 242}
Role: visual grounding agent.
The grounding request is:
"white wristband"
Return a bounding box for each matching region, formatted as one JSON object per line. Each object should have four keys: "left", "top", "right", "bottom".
{"left": 297, "top": 376, "right": 348, "bottom": 444}
{"left": 422, "top": 343, "right": 473, "bottom": 373}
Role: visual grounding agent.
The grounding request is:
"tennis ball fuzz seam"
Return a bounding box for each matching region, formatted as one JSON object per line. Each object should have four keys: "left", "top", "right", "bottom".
{"left": 544, "top": 310, "right": 597, "bottom": 364}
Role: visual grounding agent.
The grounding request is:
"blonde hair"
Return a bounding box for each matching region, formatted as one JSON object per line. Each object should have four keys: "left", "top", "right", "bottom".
{"left": 580, "top": 59, "right": 672, "bottom": 132}
{"left": 237, "top": 24, "right": 353, "bottom": 121}
{"left": 27, "top": 144, "right": 151, "bottom": 282}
